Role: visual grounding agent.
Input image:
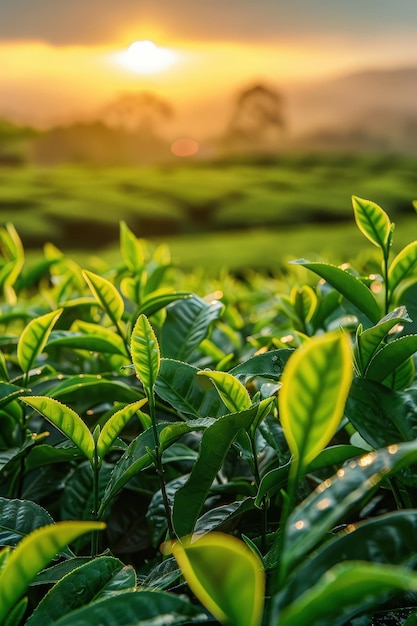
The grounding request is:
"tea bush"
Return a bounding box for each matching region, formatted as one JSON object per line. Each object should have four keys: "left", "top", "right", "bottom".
{"left": 1, "top": 196, "right": 417, "bottom": 625}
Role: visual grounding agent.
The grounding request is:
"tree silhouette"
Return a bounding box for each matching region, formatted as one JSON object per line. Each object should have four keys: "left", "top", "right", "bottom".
{"left": 101, "top": 91, "right": 174, "bottom": 133}
{"left": 226, "top": 83, "right": 285, "bottom": 150}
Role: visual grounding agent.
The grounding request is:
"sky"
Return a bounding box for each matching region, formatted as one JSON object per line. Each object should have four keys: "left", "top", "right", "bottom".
{"left": 1, "top": 1, "right": 417, "bottom": 132}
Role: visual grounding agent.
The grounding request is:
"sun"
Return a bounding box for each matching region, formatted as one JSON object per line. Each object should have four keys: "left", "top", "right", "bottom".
{"left": 119, "top": 40, "right": 177, "bottom": 74}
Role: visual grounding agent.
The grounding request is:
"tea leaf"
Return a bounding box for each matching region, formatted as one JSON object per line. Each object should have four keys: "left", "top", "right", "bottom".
{"left": 388, "top": 241, "right": 417, "bottom": 301}
{"left": 131, "top": 314, "right": 160, "bottom": 394}
{"left": 291, "top": 260, "right": 380, "bottom": 323}
{"left": 0, "top": 520, "right": 105, "bottom": 623}
{"left": 354, "top": 306, "right": 411, "bottom": 374}
{"left": 279, "top": 510, "right": 417, "bottom": 607}
{"left": 161, "top": 295, "right": 224, "bottom": 362}
{"left": 173, "top": 399, "right": 273, "bottom": 537}
{"left": 279, "top": 332, "right": 352, "bottom": 471}
{"left": 197, "top": 370, "right": 251, "bottom": 413}
{"left": 155, "top": 358, "right": 227, "bottom": 418}
{"left": 17, "top": 309, "right": 63, "bottom": 376}
{"left": 97, "top": 399, "right": 148, "bottom": 458}
{"left": 82, "top": 270, "right": 124, "bottom": 325}
{"left": 352, "top": 195, "right": 391, "bottom": 249}
{"left": 120, "top": 220, "right": 144, "bottom": 273}
{"left": 25, "top": 556, "right": 134, "bottom": 626}
{"left": 278, "top": 561, "right": 417, "bottom": 626}
{"left": 21, "top": 396, "right": 95, "bottom": 460}
{"left": 365, "top": 335, "right": 417, "bottom": 384}
{"left": 48, "top": 321, "right": 127, "bottom": 356}
{"left": 0, "top": 497, "right": 54, "bottom": 547}
{"left": 229, "top": 349, "right": 293, "bottom": 382}
{"left": 136, "top": 291, "right": 192, "bottom": 318}
{"left": 50, "top": 590, "right": 206, "bottom": 625}
{"left": 169, "top": 532, "right": 265, "bottom": 626}
{"left": 281, "top": 440, "right": 417, "bottom": 573}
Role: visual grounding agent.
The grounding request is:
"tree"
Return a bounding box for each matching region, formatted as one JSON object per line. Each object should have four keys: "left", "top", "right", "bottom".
{"left": 226, "top": 83, "right": 285, "bottom": 152}
{"left": 100, "top": 91, "right": 174, "bottom": 133}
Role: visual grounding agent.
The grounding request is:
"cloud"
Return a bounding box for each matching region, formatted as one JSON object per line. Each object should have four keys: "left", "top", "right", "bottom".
{"left": 2, "top": 0, "right": 417, "bottom": 46}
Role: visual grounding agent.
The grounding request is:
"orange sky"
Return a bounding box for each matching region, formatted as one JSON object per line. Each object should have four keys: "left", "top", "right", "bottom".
{"left": 2, "top": 1, "right": 417, "bottom": 134}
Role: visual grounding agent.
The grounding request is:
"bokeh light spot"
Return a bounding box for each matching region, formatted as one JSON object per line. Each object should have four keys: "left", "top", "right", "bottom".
{"left": 171, "top": 137, "right": 199, "bottom": 157}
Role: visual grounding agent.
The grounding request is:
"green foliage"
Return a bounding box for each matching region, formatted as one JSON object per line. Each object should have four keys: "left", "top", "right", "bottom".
{"left": 1, "top": 195, "right": 417, "bottom": 625}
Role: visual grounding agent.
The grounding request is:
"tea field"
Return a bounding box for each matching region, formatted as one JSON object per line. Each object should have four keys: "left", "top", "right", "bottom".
{"left": 1, "top": 152, "right": 416, "bottom": 271}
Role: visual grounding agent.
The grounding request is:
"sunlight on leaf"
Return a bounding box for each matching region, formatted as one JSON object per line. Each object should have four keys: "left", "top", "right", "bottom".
{"left": 352, "top": 195, "right": 391, "bottom": 250}
{"left": 21, "top": 396, "right": 95, "bottom": 460}
{"left": 17, "top": 309, "right": 63, "bottom": 376}
{"left": 0, "top": 521, "right": 105, "bottom": 624}
{"left": 131, "top": 314, "right": 160, "bottom": 394}
{"left": 279, "top": 331, "right": 352, "bottom": 472}
{"left": 197, "top": 370, "right": 251, "bottom": 413}
{"left": 168, "top": 532, "right": 265, "bottom": 626}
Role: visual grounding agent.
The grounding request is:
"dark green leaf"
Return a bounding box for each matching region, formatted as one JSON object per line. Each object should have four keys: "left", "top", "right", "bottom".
{"left": 161, "top": 295, "right": 223, "bottom": 361}
{"left": 155, "top": 358, "right": 227, "bottom": 418}
{"left": 291, "top": 260, "right": 380, "bottom": 324}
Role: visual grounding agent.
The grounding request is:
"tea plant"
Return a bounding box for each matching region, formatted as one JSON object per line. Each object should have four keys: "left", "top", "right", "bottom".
{"left": 1, "top": 195, "right": 417, "bottom": 624}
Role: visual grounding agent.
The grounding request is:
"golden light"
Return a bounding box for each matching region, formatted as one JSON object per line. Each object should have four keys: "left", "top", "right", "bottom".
{"left": 119, "top": 40, "right": 177, "bottom": 74}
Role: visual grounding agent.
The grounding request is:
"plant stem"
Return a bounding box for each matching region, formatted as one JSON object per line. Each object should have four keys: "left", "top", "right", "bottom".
{"left": 250, "top": 436, "right": 267, "bottom": 553}
{"left": 91, "top": 447, "right": 100, "bottom": 557}
{"left": 148, "top": 393, "right": 176, "bottom": 539}
{"left": 383, "top": 247, "right": 390, "bottom": 315}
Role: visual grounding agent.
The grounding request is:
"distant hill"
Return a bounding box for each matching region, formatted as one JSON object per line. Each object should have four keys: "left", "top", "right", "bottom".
{"left": 284, "top": 65, "right": 417, "bottom": 152}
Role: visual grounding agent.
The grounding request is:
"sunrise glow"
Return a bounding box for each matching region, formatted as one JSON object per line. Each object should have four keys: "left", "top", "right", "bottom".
{"left": 118, "top": 40, "right": 177, "bottom": 74}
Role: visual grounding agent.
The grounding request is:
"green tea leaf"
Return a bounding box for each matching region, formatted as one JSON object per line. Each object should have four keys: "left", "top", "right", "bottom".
{"left": 229, "top": 349, "right": 293, "bottom": 382}
{"left": 17, "top": 309, "right": 63, "bottom": 375}
{"left": 279, "top": 510, "right": 417, "bottom": 607}
{"left": 21, "top": 396, "right": 95, "bottom": 460}
{"left": 281, "top": 440, "right": 417, "bottom": 574}
{"left": 50, "top": 589, "right": 206, "bottom": 625}
{"left": 120, "top": 220, "right": 144, "bottom": 273}
{"left": 169, "top": 532, "right": 265, "bottom": 626}
{"left": 173, "top": 399, "right": 273, "bottom": 537}
{"left": 48, "top": 321, "right": 127, "bottom": 356}
{"left": 130, "top": 314, "right": 160, "bottom": 394}
{"left": 365, "top": 335, "right": 417, "bottom": 385}
{"left": 0, "top": 520, "right": 105, "bottom": 623}
{"left": 197, "top": 370, "right": 251, "bottom": 413}
{"left": 155, "top": 358, "right": 227, "bottom": 418}
{"left": 354, "top": 307, "right": 411, "bottom": 374}
{"left": 278, "top": 561, "right": 417, "bottom": 626}
{"left": 291, "top": 260, "right": 380, "bottom": 324}
{"left": 25, "top": 556, "right": 134, "bottom": 626}
{"left": 97, "top": 399, "right": 148, "bottom": 458}
{"left": 352, "top": 195, "right": 391, "bottom": 249}
{"left": 82, "top": 270, "right": 124, "bottom": 325}
{"left": 388, "top": 241, "right": 417, "bottom": 301}
{"left": 161, "top": 295, "right": 224, "bottom": 362}
{"left": 136, "top": 291, "right": 192, "bottom": 318}
{"left": 279, "top": 332, "right": 352, "bottom": 471}
{"left": 0, "top": 497, "right": 54, "bottom": 547}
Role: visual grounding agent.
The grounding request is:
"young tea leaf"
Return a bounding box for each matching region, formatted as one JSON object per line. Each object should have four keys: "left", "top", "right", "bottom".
{"left": 388, "top": 241, "right": 417, "bottom": 302}
{"left": 168, "top": 532, "right": 265, "bottom": 626}
{"left": 0, "top": 521, "right": 105, "bottom": 624}
{"left": 291, "top": 260, "right": 381, "bottom": 324}
{"left": 279, "top": 332, "right": 352, "bottom": 472}
{"left": 97, "top": 398, "right": 148, "bottom": 458}
{"left": 17, "top": 309, "right": 63, "bottom": 376}
{"left": 82, "top": 270, "right": 124, "bottom": 325}
{"left": 352, "top": 195, "right": 391, "bottom": 250}
{"left": 21, "top": 396, "right": 95, "bottom": 460}
{"left": 120, "top": 220, "right": 145, "bottom": 274}
{"left": 131, "top": 314, "right": 160, "bottom": 395}
{"left": 197, "top": 370, "right": 251, "bottom": 413}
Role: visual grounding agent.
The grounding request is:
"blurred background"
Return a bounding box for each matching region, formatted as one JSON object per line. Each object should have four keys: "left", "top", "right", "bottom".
{"left": 1, "top": 0, "right": 417, "bottom": 271}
